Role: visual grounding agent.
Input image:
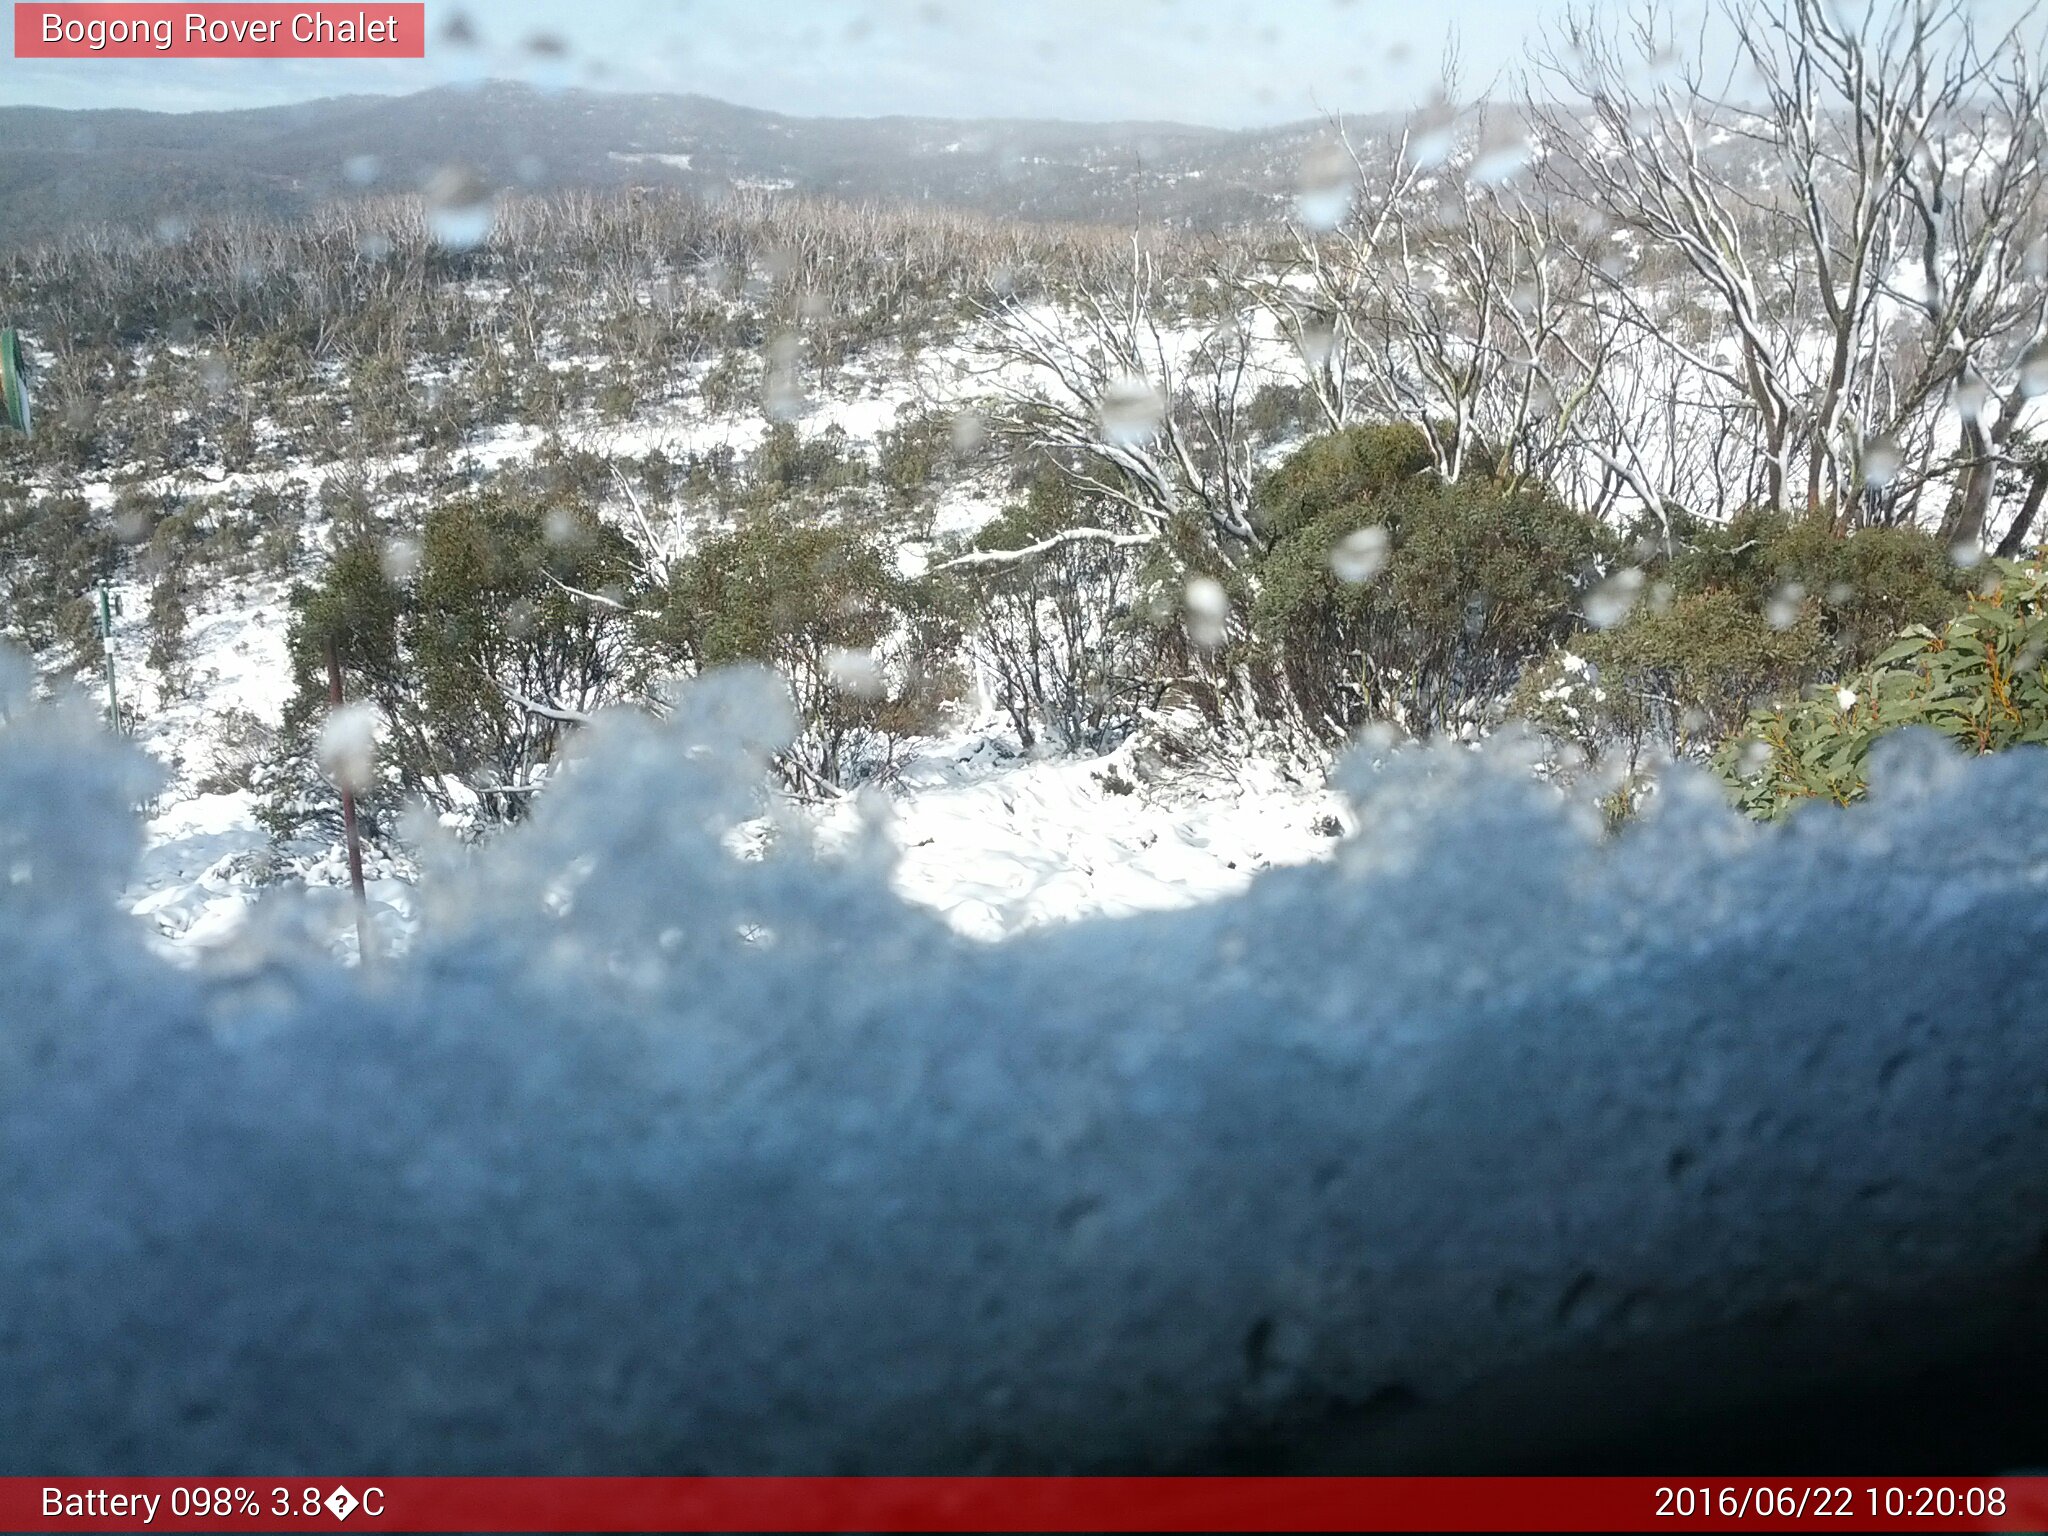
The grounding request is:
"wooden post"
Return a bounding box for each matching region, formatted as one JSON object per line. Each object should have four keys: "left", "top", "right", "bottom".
{"left": 323, "top": 637, "right": 373, "bottom": 967}
{"left": 97, "top": 581, "right": 119, "bottom": 731}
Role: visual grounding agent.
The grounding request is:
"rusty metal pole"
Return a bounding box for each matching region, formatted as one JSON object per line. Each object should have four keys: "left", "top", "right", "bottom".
{"left": 323, "top": 637, "right": 373, "bottom": 967}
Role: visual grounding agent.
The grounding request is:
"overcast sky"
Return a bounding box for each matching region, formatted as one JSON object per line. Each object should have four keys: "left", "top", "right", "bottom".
{"left": 3, "top": 0, "right": 1624, "bottom": 122}
{"left": 4, "top": 0, "right": 2041, "bottom": 123}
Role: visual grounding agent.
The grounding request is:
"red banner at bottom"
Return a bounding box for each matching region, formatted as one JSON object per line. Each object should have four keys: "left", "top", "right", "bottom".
{"left": 5, "top": 1477, "right": 2047, "bottom": 1532}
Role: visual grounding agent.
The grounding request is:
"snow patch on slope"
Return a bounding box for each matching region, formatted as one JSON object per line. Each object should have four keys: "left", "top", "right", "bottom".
{"left": 821, "top": 735, "right": 1338, "bottom": 939}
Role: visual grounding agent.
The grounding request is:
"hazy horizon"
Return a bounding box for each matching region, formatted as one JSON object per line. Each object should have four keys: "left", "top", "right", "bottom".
{"left": 2, "top": 0, "right": 1617, "bottom": 125}
{"left": 0, "top": 73, "right": 1401, "bottom": 132}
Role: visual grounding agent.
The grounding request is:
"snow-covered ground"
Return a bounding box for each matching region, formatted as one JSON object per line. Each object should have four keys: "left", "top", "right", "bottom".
{"left": 816, "top": 734, "right": 1340, "bottom": 941}
{"left": 124, "top": 692, "right": 1341, "bottom": 958}
{"left": 93, "top": 333, "right": 1337, "bottom": 959}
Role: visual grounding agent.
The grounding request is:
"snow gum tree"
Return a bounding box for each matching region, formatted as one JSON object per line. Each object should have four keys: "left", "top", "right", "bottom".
{"left": 933, "top": 469, "right": 1158, "bottom": 751}
{"left": 1530, "top": 0, "right": 2048, "bottom": 536}
{"left": 266, "top": 489, "right": 643, "bottom": 837}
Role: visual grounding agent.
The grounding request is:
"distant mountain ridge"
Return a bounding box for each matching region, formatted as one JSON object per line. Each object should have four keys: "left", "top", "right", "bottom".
{"left": 0, "top": 81, "right": 1399, "bottom": 244}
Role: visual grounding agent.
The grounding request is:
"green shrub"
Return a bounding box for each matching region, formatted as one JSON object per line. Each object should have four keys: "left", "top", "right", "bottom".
{"left": 405, "top": 492, "right": 643, "bottom": 805}
{"left": 1657, "top": 508, "right": 1971, "bottom": 670}
{"left": 1513, "top": 510, "right": 1976, "bottom": 786}
{"left": 875, "top": 407, "right": 957, "bottom": 510}
{"left": 1253, "top": 425, "right": 1612, "bottom": 738}
{"left": 1240, "top": 382, "right": 1316, "bottom": 448}
{"left": 145, "top": 566, "right": 191, "bottom": 698}
{"left": 697, "top": 350, "right": 752, "bottom": 415}
{"left": 262, "top": 533, "right": 410, "bottom": 840}
{"left": 646, "top": 511, "right": 955, "bottom": 787}
{"left": 0, "top": 491, "right": 117, "bottom": 666}
{"left": 1512, "top": 590, "right": 1829, "bottom": 774}
{"left": 265, "top": 488, "right": 644, "bottom": 837}
{"left": 1715, "top": 557, "right": 2048, "bottom": 818}
{"left": 596, "top": 378, "right": 639, "bottom": 422}
{"left": 1255, "top": 422, "right": 1436, "bottom": 546}
{"left": 746, "top": 422, "right": 870, "bottom": 503}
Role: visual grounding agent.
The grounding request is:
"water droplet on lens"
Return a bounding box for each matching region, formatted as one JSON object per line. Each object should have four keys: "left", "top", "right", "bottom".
{"left": 381, "top": 537, "right": 421, "bottom": 582}
{"left": 424, "top": 165, "right": 495, "bottom": 250}
{"left": 950, "top": 407, "right": 987, "bottom": 455}
{"left": 1184, "top": 576, "right": 1229, "bottom": 648}
{"left": 764, "top": 332, "right": 806, "bottom": 420}
{"left": 197, "top": 352, "right": 231, "bottom": 398}
{"left": 1097, "top": 375, "right": 1164, "bottom": 445}
{"left": 1586, "top": 567, "right": 1644, "bottom": 628}
{"left": 318, "top": 702, "right": 381, "bottom": 794}
{"left": 1953, "top": 368, "right": 1990, "bottom": 423}
{"left": 1470, "top": 125, "right": 1532, "bottom": 185}
{"left": 826, "top": 647, "right": 884, "bottom": 699}
{"left": 1329, "top": 525, "right": 1389, "bottom": 583}
{"left": 1294, "top": 140, "right": 1353, "bottom": 231}
{"left": 1299, "top": 318, "right": 1337, "bottom": 368}
{"left": 1767, "top": 582, "right": 1805, "bottom": 630}
{"left": 1862, "top": 436, "right": 1901, "bottom": 488}
{"left": 2020, "top": 342, "right": 2048, "bottom": 399}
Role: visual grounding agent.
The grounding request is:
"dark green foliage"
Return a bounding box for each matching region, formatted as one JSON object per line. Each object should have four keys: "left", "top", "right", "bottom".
{"left": 0, "top": 491, "right": 116, "bottom": 665}
{"left": 697, "top": 351, "right": 752, "bottom": 416}
{"left": 346, "top": 354, "right": 411, "bottom": 451}
{"left": 1512, "top": 509, "right": 1977, "bottom": 790}
{"left": 1513, "top": 591, "right": 1829, "bottom": 774}
{"left": 746, "top": 422, "right": 871, "bottom": 503}
{"left": 134, "top": 490, "right": 267, "bottom": 586}
{"left": 647, "top": 510, "right": 958, "bottom": 787}
{"left": 1239, "top": 381, "right": 1317, "bottom": 448}
{"left": 1255, "top": 422, "right": 1437, "bottom": 545}
{"left": 247, "top": 485, "right": 303, "bottom": 577}
{"left": 875, "top": 408, "right": 957, "bottom": 510}
{"left": 263, "top": 533, "right": 409, "bottom": 840}
{"left": 406, "top": 492, "right": 642, "bottom": 800}
{"left": 266, "top": 487, "right": 643, "bottom": 837}
{"left": 1653, "top": 508, "right": 1971, "bottom": 671}
{"left": 1253, "top": 425, "right": 1611, "bottom": 737}
{"left": 1717, "top": 558, "right": 2048, "bottom": 819}
{"left": 144, "top": 567, "right": 191, "bottom": 698}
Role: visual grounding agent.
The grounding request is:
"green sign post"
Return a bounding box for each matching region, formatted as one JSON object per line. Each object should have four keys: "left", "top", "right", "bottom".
{"left": 1, "top": 329, "right": 29, "bottom": 434}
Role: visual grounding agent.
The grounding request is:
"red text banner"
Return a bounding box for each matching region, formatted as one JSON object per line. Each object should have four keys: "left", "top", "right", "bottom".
{"left": 14, "top": 5, "right": 425, "bottom": 58}
{"left": 4, "top": 1477, "right": 2048, "bottom": 1532}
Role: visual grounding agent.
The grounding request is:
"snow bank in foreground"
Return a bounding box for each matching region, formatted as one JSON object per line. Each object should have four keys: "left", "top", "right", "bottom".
{"left": 3, "top": 656, "right": 2047, "bottom": 1473}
